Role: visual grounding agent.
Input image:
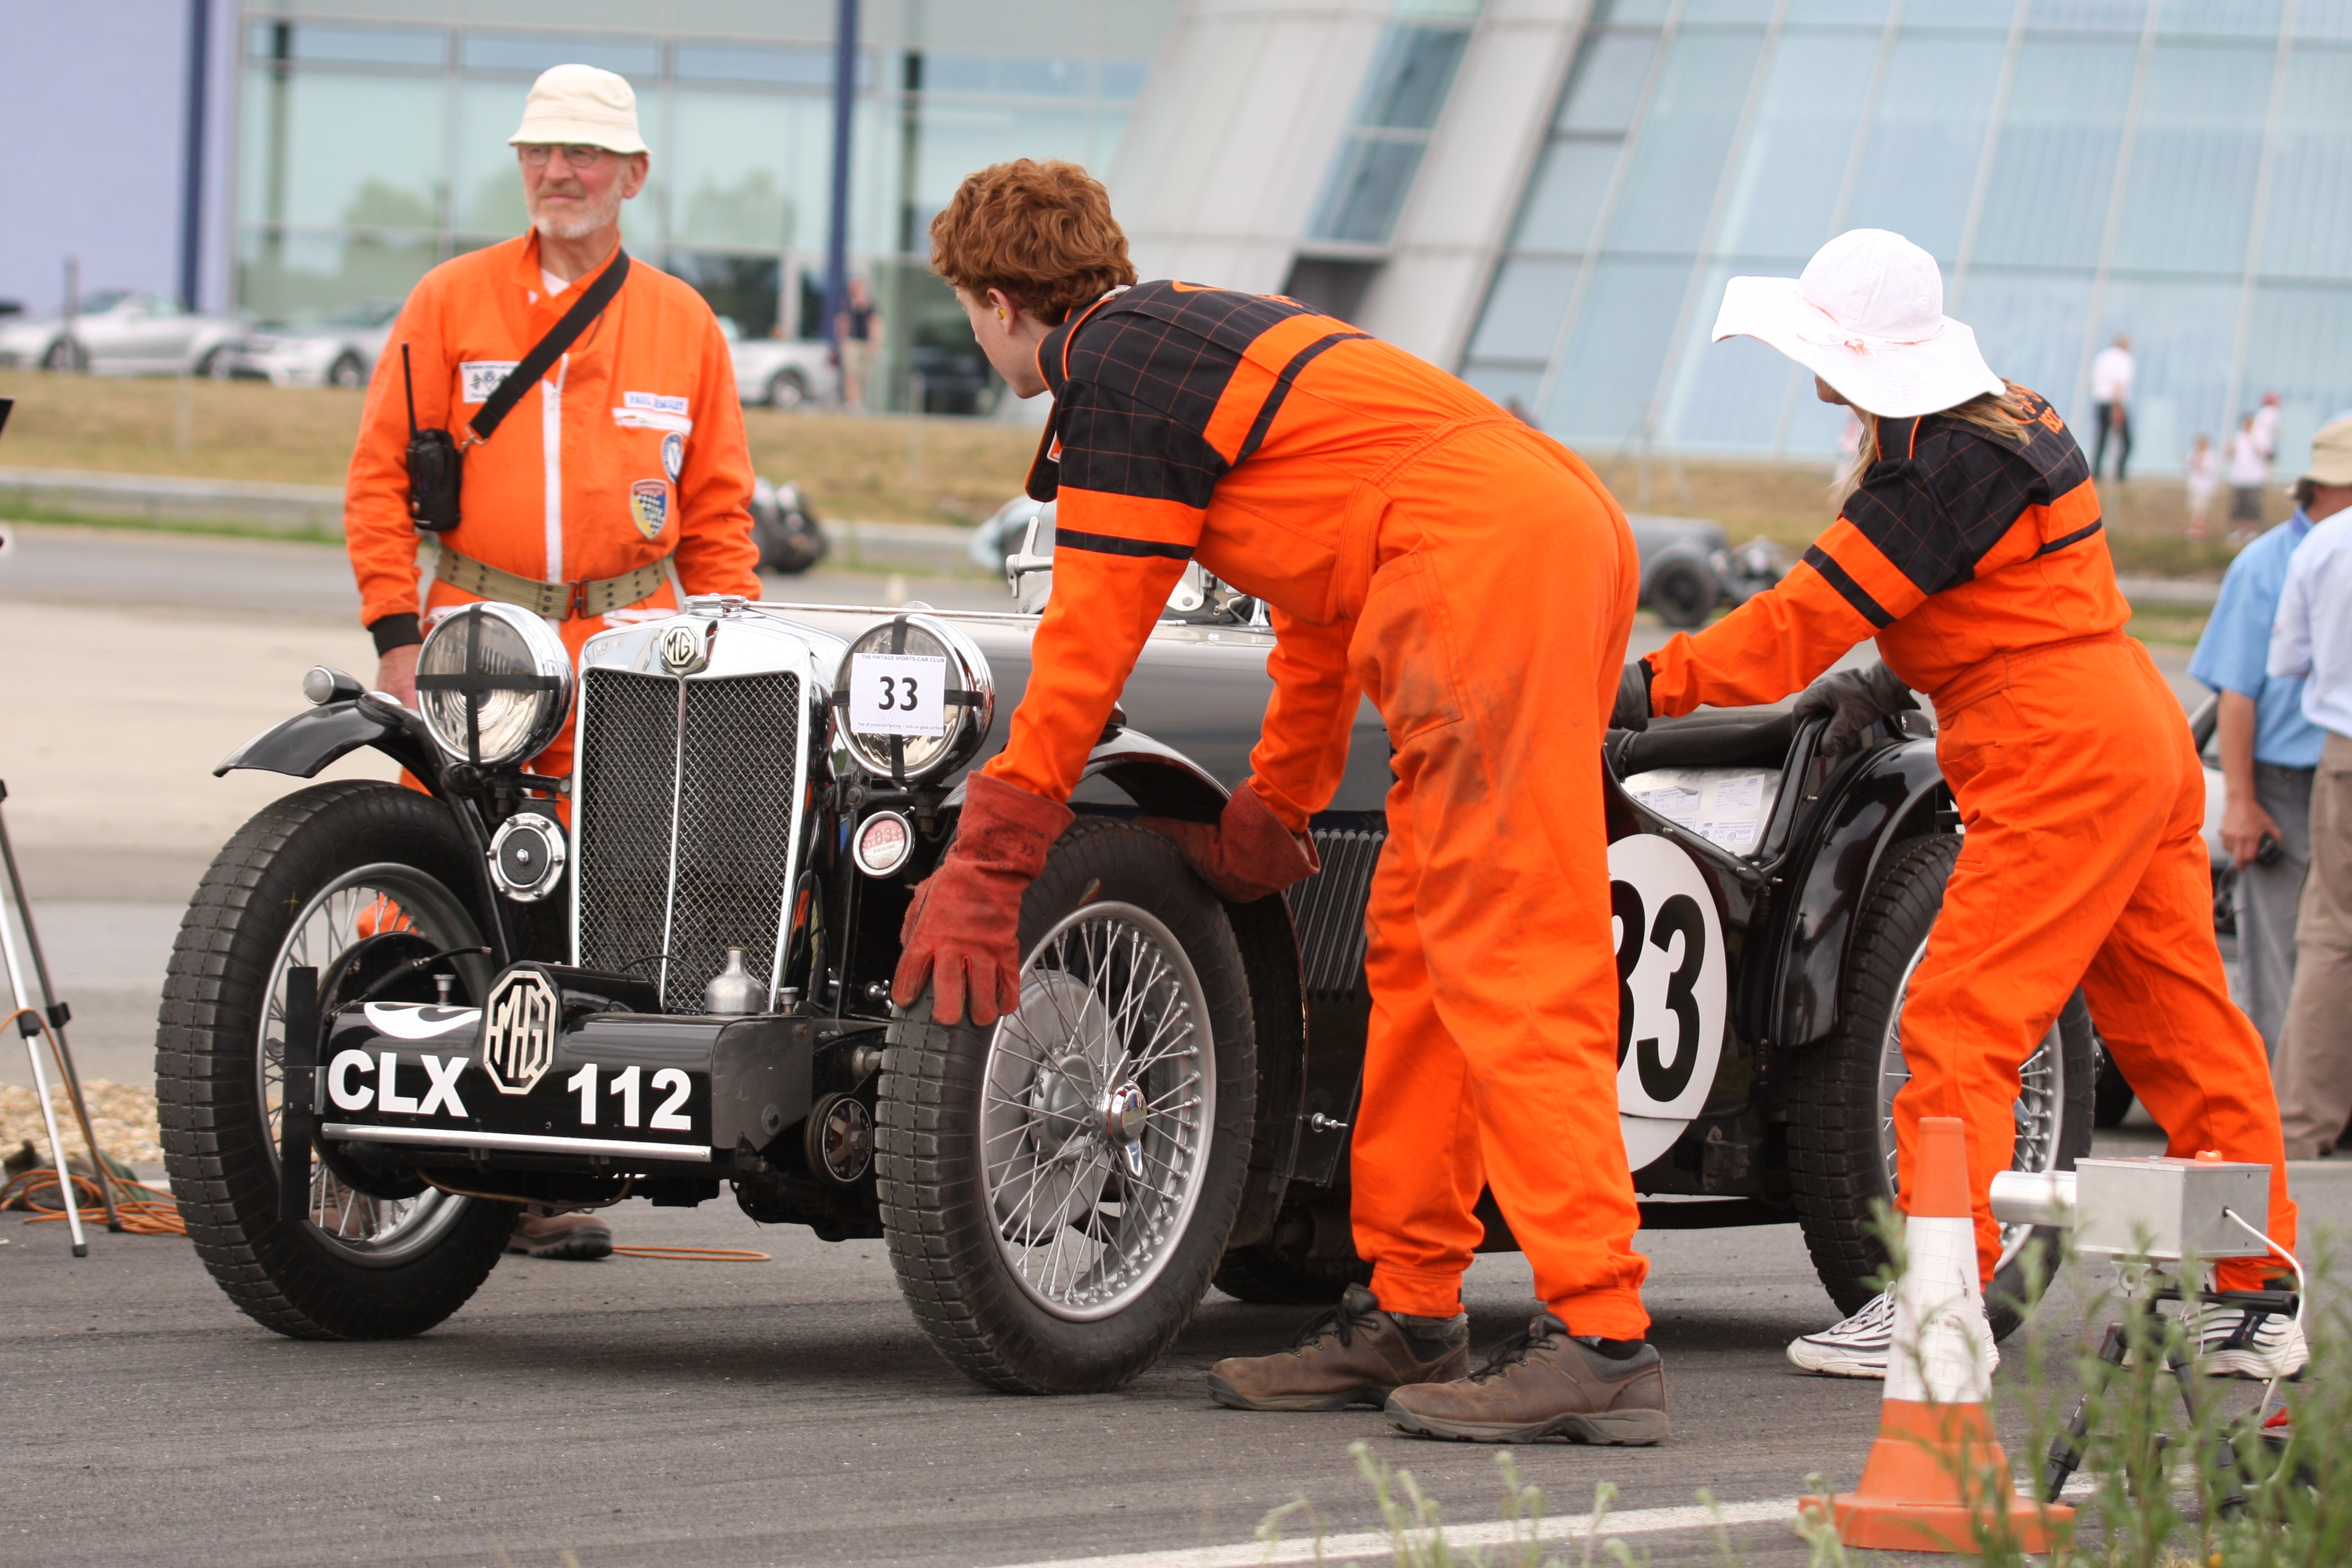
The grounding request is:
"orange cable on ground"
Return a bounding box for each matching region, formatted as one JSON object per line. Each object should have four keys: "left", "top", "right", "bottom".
{"left": 610, "top": 1245, "right": 770, "bottom": 1262}
{"left": 1, "top": 1168, "right": 185, "bottom": 1236}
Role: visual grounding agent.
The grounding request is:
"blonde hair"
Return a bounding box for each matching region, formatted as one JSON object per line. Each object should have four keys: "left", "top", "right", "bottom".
{"left": 1831, "top": 381, "right": 2038, "bottom": 507}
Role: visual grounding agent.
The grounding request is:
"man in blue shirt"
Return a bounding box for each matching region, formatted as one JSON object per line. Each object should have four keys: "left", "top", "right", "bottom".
{"left": 2190, "top": 465, "right": 2330, "bottom": 1054}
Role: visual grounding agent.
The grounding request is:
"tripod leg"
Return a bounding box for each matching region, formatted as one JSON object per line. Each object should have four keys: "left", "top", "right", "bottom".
{"left": 2045, "top": 1322, "right": 2127, "bottom": 1501}
{"left": 2169, "top": 1345, "right": 2248, "bottom": 1520}
{"left": 0, "top": 788, "right": 120, "bottom": 1231}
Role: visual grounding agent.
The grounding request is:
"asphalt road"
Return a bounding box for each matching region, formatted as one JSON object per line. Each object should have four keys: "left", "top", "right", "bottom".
{"left": 0, "top": 521, "right": 2294, "bottom": 1568}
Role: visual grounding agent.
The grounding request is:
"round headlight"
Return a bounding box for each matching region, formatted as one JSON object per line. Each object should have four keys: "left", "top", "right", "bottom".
{"left": 415, "top": 603, "right": 574, "bottom": 767}
{"left": 833, "top": 613, "right": 993, "bottom": 784}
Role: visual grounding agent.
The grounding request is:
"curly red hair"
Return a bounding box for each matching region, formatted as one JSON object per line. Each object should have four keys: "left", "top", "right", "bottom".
{"left": 929, "top": 160, "right": 1137, "bottom": 325}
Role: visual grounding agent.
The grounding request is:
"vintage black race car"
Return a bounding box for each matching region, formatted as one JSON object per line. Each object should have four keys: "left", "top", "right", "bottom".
{"left": 158, "top": 541, "right": 2093, "bottom": 1393}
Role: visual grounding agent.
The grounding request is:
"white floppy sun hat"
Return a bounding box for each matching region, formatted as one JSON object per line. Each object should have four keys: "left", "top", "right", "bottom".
{"left": 509, "top": 64, "right": 648, "bottom": 156}
{"left": 1711, "top": 229, "right": 2002, "bottom": 420}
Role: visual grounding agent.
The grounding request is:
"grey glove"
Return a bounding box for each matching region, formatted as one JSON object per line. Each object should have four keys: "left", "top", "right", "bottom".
{"left": 1792, "top": 661, "right": 1918, "bottom": 751}
{"left": 1610, "top": 661, "right": 1652, "bottom": 733}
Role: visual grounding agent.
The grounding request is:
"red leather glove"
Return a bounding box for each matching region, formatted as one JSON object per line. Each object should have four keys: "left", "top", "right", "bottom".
{"left": 893, "top": 773, "right": 1073, "bottom": 1027}
{"left": 1138, "top": 778, "right": 1321, "bottom": 903}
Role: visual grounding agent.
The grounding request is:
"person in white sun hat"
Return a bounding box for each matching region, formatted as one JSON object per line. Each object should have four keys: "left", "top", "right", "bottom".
{"left": 1611, "top": 229, "right": 2304, "bottom": 1380}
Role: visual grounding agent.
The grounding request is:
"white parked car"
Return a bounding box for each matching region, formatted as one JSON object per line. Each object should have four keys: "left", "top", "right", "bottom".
{"left": 225, "top": 298, "right": 403, "bottom": 389}
{"left": 0, "top": 290, "right": 247, "bottom": 376}
{"left": 720, "top": 318, "right": 838, "bottom": 410}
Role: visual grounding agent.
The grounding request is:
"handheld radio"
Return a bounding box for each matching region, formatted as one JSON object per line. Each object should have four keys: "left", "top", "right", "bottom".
{"left": 402, "top": 343, "right": 463, "bottom": 534}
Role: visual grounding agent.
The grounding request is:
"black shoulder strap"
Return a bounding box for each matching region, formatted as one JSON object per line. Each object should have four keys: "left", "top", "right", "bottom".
{"left": 468, "top": 248, "right": 631, "bottom": 443}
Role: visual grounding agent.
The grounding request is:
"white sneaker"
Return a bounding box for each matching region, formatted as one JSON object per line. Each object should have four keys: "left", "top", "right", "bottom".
{"left": 1786, "top": 1289, "right": 2002, "bottom": 1380}
{"left": 2189, "top": 1303, "right": 2308, "bottom": 1379}
{"left": 1789, "top": 1290, "right": 1900, "bottom": 1377}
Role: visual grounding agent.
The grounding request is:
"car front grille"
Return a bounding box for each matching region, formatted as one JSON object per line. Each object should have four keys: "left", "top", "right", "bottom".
{"left": 575, "top": 667, "right": 802, "bottom": 1012}
{"left": 1284, "top": 826, "right": 1387, "bottom": 998}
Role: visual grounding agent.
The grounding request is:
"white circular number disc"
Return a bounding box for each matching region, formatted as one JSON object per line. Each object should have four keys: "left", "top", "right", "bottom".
{"left": 1607, "top": 833, "right": 1728, "bottom": 1171}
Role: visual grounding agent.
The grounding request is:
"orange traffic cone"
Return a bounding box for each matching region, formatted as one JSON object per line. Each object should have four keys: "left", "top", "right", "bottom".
{"left": 1802, "top": 1116, "right": 2074, "bottom": 1555}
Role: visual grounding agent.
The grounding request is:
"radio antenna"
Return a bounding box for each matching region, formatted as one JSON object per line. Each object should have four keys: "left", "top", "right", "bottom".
{"left": 401, "top": 344, "right": 419, "bottom": 437}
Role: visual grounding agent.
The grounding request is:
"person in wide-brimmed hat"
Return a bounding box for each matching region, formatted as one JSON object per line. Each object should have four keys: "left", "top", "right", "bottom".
{"left": 1613, "top": 228, "right": 2304, "bottom": 1383}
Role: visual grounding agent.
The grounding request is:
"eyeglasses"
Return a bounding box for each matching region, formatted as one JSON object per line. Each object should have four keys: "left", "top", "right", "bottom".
{"left": 518, "top": 145, "right": 613, "bottom": 169}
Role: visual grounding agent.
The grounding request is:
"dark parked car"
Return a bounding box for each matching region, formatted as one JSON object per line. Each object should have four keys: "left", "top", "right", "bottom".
{"left": 162, "top": 550, "right": 2090, "bottom": 1391}
{"left": 1628, "top": 515, "right": 1789, "bottom": 629}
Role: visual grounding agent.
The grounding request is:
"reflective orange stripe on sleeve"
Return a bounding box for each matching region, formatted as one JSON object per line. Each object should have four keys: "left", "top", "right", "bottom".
{"left": 1052, "top": 489, "right": 1207, "bottom": 560}
{"left": 1803, "top": 517, "right": 1927, "bottom": 630}
{"left": 1199, "top": 313, "right": 1367, "bottom": 464}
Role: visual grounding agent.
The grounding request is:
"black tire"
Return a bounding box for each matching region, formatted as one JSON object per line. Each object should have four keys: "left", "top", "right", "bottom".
{"left": 1213, "top": 1246, "right": 1371, "bottom": 1305}
{"left": 328, "top": 352, "right": 365, "bottom": 390}
{"left": 42, "top": 338, "right": 84, "bottom": 371}
{"left": 766, "top": 368, "right": 808, "bottom": 409}
{"left": 156, "top": 780, "right": 515, "bottom": 1340}
{"left": 877, "top": 817, "right": 1257, "bottom": 1393}
{"left": 1786, "top": 834, "right": 2096, "bottom": 1339}
{"left": 195, "top": 345, "right": 227, "bottom": 379}
{"left": 2093, "top": 1045, "right": 2137, "bottom": 1128}
{"left": 1646, "top": 554, "right": 1717, "bottom": 629}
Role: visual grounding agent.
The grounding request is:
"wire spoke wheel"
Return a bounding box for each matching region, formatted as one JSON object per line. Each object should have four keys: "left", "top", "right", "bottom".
{"left": 161, "top": 780, "right": 518, "bottom": 1341}
{"left": 256, "top": 863, "right": 482, "bottom": 1264}
{"left": 1786, "top": 832, "right": 2094, "bottom": 1333}
{"left": 1875, "top": 935, "right": 2067, "bottom": 1275}
{"left": 981, "top": 903, "right": 1215, "bottom": 1321}
{"left": 878, "top": 816, "right": 1255, "bottom": 1393}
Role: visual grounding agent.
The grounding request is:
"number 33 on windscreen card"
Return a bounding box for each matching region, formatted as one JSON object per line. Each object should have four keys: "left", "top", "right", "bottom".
{"left": 849, "top": 652, "right": 949, "bottom": 738}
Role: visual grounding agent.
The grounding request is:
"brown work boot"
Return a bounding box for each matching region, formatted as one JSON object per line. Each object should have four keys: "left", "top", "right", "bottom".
{"left": 1384, "top": 1308, "right": 1668, "bottom": 1445}
{"left": 506, "top": 1210, "right": 614, "bottom": 1260}
{"left": 1208, "top": 1284, "right": 1470, "bottom": 1411}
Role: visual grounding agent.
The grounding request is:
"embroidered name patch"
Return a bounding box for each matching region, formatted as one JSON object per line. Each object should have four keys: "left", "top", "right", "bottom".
{"left": 624, "top": 391, "right": 688, "bottom": 416}
{"left": 629, "top": 479, "right": 670, "bottom": 540}
{"left": 661, "top": 431, "right": 684, "bottom": 482}
{"left": 460, "top": 362, "right": 521, "bottom": 403}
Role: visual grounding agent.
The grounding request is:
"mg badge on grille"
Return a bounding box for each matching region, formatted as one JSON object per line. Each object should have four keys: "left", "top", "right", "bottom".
{"left": 480, "top": 967, "right": 561, "bottom": 1095}
{"left": 659, "top": 621, "right": 710, "bottom": 676}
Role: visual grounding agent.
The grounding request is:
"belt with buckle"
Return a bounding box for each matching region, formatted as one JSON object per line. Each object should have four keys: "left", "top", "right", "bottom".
{"left": 436, "top": 546, "right": 673, "bottom": 619}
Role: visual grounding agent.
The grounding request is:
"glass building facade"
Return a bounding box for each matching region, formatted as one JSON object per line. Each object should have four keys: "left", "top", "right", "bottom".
{"left": 1460, "top": 0, "right": 2352, "bottom": 475}
{"left": 234, "top": 1, "right": 1174, "bottom": 410}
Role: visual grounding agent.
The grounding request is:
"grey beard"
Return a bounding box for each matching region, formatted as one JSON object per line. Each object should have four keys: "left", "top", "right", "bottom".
{"left": 531, "top": 189, "right": 622, "bottom": 241}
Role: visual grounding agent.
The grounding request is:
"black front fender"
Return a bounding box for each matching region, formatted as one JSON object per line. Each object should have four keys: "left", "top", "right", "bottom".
{"left": 215, "top": 698, "right": 442, "bottom": 786}
{"left": 1759, "top": 737, "right": 1949, "bottom": 1051}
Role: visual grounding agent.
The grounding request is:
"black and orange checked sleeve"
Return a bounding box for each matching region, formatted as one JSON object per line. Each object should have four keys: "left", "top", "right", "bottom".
{"left": 1647, "top": 391, "right": 2102, "bottom": 716}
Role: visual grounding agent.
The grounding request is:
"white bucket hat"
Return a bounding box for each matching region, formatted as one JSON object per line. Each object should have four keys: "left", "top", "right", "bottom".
{"left": 1711, "top": 229, "right": 2002, "bottom": 419}
{"left": 509, "top": 64, "right": 648, "bottom": 156}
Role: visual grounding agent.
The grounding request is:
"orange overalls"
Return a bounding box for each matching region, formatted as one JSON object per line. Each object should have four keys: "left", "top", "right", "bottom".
{"left": 345, "top": 232, "right": 762, "bottom": 781}
{"left": 1646, "top": 393, "right": 2297, "bottom": 1292}
{"left": 984, "top": 283, "right": 1648, "bottom": 1336}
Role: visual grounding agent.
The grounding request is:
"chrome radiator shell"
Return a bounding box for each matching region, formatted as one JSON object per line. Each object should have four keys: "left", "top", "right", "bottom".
{"left": 567, "top": 609, "right": 837, "bottom": 1013}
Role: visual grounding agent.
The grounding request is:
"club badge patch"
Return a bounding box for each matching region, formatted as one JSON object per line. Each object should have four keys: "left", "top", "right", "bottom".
{"left": 661, "top": 431, "right": 684, "bottom": 482}
{"left": 629, "top": 479, "right": 670, "bottom": 540}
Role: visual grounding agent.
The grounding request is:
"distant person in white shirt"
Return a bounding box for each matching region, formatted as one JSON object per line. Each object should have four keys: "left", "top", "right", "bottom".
{"left": 2089, "top": 332, "right": 2134, "bottom": 482}
{"left": 2185, "top": 432, "right": 2217, "bottom": 540}
{"left": 2229, "top": 413, "right": 2272, "bottom": 543}
{"left": 2254, "top": 390, "right": 2282, "bottom": 462}
{"left": 2267, "top": 414, "right": 2352, "bottom": 1158}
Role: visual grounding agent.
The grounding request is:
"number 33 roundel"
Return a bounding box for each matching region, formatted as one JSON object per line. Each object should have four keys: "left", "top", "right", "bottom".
{"left": 1607, "top": 833, "right": 1727, "bottom": 1171}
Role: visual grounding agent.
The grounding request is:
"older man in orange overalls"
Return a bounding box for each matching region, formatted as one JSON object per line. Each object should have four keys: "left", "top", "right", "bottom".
{"left": 342, "top": 64, "right": 760, "bottom": 1258}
